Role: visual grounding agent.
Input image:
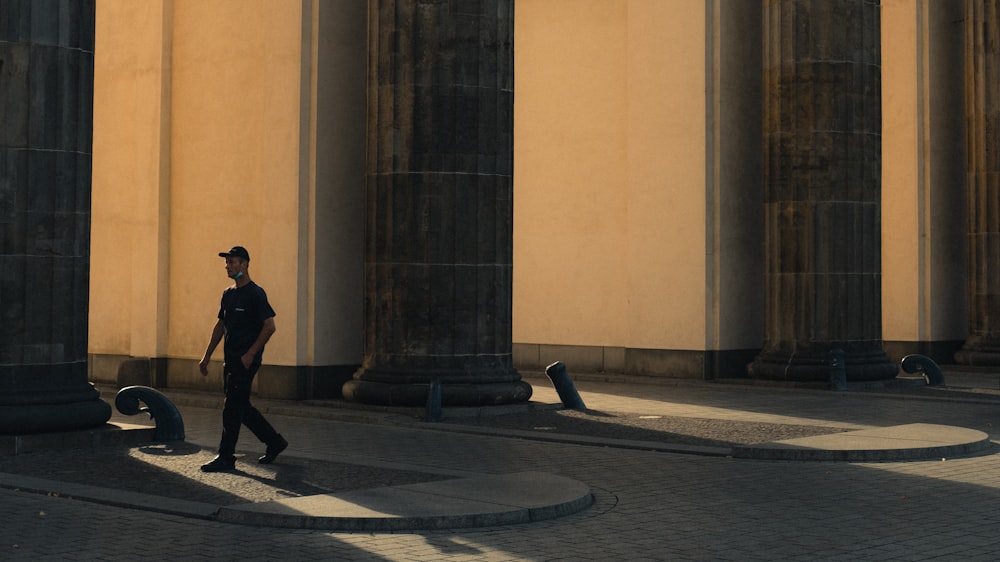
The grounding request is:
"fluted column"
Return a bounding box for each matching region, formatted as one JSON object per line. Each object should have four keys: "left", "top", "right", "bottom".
{"left": 343, "top": 0, "right": 531, "bottom": 406}
{"left": 956, "top": 0, "right": 1000, "bottom": 365}
{"left": 0, "top": 1, "right": 112, "bottom": 433}
{"left": 748, "top": 0, "right": 897, "bottom": 382}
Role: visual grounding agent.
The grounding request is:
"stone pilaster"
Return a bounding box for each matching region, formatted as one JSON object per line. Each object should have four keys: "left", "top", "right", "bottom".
{"left": 748, "top": 0, "right": 897, "bottom": 382}
{"left": 342, "top": 0, "right": 531, "bottom": 406}
{"left": 956, "top": 0, "right": 1000, "bottom": 365}
{"left": 0, "top": 0, "right": 111, "bottom": 433}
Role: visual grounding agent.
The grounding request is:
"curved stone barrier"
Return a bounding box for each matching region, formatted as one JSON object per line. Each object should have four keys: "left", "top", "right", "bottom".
{"left": 731, "top": 423, "right": 992, "bottom": 462}
{"left": 216, "top": 471, "right": 593, "bottom": 531}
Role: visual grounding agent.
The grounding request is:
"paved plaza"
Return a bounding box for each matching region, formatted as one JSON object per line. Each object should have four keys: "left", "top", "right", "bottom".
{"left": 4, "top": 370, "right": 1000, "bottom": 560}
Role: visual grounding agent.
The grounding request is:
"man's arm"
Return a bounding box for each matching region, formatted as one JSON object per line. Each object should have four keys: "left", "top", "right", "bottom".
{"left": 199, "top": 319, "right": 226, "bottom": 376}
{"left": 241, "top": 317, "right": 276, "bottom": 369}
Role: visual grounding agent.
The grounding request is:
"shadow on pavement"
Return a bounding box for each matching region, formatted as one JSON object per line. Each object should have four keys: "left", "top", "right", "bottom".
{"left": 0, "top": 443, "right": 453, "bottom": 506}
{"left": 441, "top": 408, "right": 851, "bottom": 447}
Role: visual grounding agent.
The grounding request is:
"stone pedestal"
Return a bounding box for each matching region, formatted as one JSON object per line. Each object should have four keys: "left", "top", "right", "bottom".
{"left": 956, "top": 0, "right": 1000, "bottom": 365}
{"left": 0, "top": 1, "right": 111, "bottom": 433}
{"left": 342, "top": 0, "right": 531, "bottom": 406}
{"left": 748, "top": 0, "right": 897, "bottom": 382}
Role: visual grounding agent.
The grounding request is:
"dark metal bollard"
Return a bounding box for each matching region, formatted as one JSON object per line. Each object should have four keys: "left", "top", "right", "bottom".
{"left": 901, "top": 354, "right": 945, "bottom": 386}
{"left": 545, "top": 362, "right": 587, "bottom": 410}
{"left": 828, "top": 349, "right": 847, "bottom": 391}
{"left": 425, "top": 380, "right": 442, "bottom": 422}
{"left": 115, "top": 386, "right": 185, "bottom": 441}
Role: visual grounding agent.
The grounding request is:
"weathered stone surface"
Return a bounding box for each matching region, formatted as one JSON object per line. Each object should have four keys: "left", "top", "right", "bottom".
{"left": 956, "top": 0, "right": 1000, "bottom": 365}
{"left": 344, "top": 0, "right": 529, "bottom": 405}
{"left": 0, "top": 0, "right": 110, "bottom": 434}
{"left": 749, "top": 0, "right": 896, "bottom": 382}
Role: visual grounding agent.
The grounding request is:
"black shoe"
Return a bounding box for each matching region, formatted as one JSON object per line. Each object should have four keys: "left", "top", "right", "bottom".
{"left": 258, "top": 436, "right": 288, "bottom": 464}
{"left": 200, "top": 455, "right": 236, "bottom": 472}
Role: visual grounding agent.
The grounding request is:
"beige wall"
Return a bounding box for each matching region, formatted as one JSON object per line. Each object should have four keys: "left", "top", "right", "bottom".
{"left": 882, "top": 0, "right": 920, "bottom": 342}
{"left": 881, "top": 0, "right": 966, "bottom": 355}
{"left": 166, "top": 0, "right": 304, "bottom": 366}
{"left": 91, "top": 1, "right": 172, "bottom": 359}
{"left": 514, "top": 0, "right": 630, "bottom": 349}
{"left": 625, "top": 0, "right": 708, "bottom": 351}
{"left": 90, "top": 0, "right": 970, "bottom": 390}
{"left": 92, "top": 0, "right": 305, "bottom": 368}
{"left": 514, "top": 0, "right": 761, "bottom": 376}
{"left": 515, "top": 0, "right": 715, "bottom": 350}
{"left": 90, "top": 0, "right": 365, "bottom": 392}
{"left": 96, "top": 0, "right": 744, "bottom": 385}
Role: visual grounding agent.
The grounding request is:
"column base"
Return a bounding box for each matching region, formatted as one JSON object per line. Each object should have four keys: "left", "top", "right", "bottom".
{"left": 0, "top": 398, "right": 112, "bottom": 435}
{"left": 748, "top": 344, "right": 898, "bottom": 382}
{"left": 0, "top": 368, "right": 113, "bottom": 435}
{"left": 954, "top": 336, "right": 1000, "bottom": 365}
{"left": 343, "top": 378, "right": 532, "bottom": 407}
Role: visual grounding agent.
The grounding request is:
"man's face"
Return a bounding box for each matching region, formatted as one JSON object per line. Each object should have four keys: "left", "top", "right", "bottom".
{"left": 225, "top": 257, "right": 247, "bottom": 279}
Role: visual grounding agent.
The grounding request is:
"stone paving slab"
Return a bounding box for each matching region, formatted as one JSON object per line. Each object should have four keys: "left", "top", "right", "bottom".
{"left": 217, "top": 471, "right": 593, "bottom": 531}
{"left": 731, "top": 423, "right": 993, "bottom": 461}
{"left": 0, "top": 435, "right": 592, "bottom": 531}
{"left": 0, "top": 414, "right": 989, "bottom": 532}
{"left": 0, "top": 439, "right": 459, "bottom": 504}
{"left": 8, "top": 370, "right": 1000, "bottom": 559}
{"left": 2, "top": 373, "right": 999, "bottom": 534}
{"left": 0, "top": 423, "right": 154, "bottom": 456}
{"left": 0, "top": 471, "right": 220, "bottom": 519}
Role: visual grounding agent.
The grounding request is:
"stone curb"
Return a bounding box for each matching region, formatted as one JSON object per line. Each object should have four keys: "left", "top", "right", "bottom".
{"left": 7, "top": 381, "right": 987, "bottom": 531}
{"left": 730, "top": 423, "right": 994, "bottom": 462}
{"left": 0, "top": 469, "right": 592, "bottom": 532}
{"left": 148, "top": 387, "right": 999, "bottom": 463}
{"left": 215, "top": 472, "right": 594, "bottom": 531}
{"left": 0, "top": 472, "right": 220, "bottom": 520}
{"left": 418, "top": 422, "right": 732, "bottom": 457}
{"left": 0, "top": 423, "right": 155, "bottom": 456}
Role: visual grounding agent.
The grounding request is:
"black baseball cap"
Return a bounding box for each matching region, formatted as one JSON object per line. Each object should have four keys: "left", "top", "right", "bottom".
{"left": 218, "top": 246, "right": 250, "bottom": 261}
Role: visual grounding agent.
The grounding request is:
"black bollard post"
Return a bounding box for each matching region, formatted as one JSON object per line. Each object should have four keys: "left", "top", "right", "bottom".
{"left": 425, "top": 380, "right": 442, "bottom": 422}
{"left": 901, "top": 354, "right": 945, "bottom": 386}
{"left": 545, "top": 362, "right": 587, "bottom": 410}
{"left": 115, "top": 386, "right": 185, "bottom": 441}
{"left": 829, "top": 349, "right": 847, "bottom": 391}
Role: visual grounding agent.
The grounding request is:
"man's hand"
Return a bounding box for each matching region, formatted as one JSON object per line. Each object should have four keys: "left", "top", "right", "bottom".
{"left": 240, "top": 317, "right": 275, "bottom": 370}
{"left": 200, "top": 319, "right": 225, "bottom": 377}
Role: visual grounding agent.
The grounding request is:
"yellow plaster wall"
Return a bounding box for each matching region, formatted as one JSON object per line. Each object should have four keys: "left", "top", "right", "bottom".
{"left": 92, "top": 0, "right": 307, "bottom": 368}
{"left": 626, "top": 0, "right": 707, "bottom": 350}
{"left": 880, "top": 0, "right": 967, "bottom": 347}
{"left": 881, "top": 0, "right": 922, "bottom": 342}
{"left": 90, "top": 0, "right": 969, "bottom": 382}
{"left": 90, "top": 1, "right": 172, "bottom": 358}
{"left": 514, "top": 0, "right": 709, "bottom": 351}
{"left": 514, "top": 0, "right": 629, "bottom": 347}
{"left": 167, "top": 0, "right": 304, "bottom": 366}
{"left": 308, "top": 2, "right": 367, "bottom": 367}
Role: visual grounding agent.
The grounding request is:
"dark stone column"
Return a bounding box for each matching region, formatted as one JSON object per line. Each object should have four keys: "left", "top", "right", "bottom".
{"left": 956, "top": 0, "right": 1000, "bottom": 365}
{"left": 748, "top": 0, "right": 897, "bottom": 382}
{"left": 342, "top": 0, "right": 531, "bottom": 406}
{"left": 0, "top": 1, "right": 111, "bottom": 433}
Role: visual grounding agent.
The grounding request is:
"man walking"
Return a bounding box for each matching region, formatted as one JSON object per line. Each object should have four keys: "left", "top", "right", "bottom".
{"left": 199, "top": 246, "right": 288, "bottom": 472}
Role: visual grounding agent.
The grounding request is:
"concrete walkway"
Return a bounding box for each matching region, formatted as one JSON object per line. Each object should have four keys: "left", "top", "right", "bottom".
{"left": 2, "top": 366, "right": 997, "bottom": 532}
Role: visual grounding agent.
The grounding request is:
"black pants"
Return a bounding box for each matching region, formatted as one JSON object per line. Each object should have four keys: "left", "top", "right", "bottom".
{"left": 218, "top": 359, "right": 281, "bottom": 459}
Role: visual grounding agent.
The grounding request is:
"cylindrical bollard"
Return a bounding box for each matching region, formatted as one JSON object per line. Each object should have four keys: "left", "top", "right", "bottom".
{"left": 115, "top": 386, "right": 186, "bottom": 441}
{"left": 425, "top": 380, "right": 442, "bottom": 422}
{"left": 901, "top": 354, "right": 945, "bottom": 386}
{"left": 545, "top": 362, "right": 587, "bottom": 410}
{"left": 829, "top": 349, "right": 847, "bottom": 391}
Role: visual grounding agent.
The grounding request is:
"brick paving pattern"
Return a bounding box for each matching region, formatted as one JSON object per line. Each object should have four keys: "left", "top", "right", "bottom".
{"left": 3, "top": 373, "right": 1000, "bottom": 560}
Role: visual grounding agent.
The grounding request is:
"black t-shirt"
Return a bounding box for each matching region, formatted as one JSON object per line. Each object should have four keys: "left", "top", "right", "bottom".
{"left": 218, "top": 281, "right": 276, "bottom": 363}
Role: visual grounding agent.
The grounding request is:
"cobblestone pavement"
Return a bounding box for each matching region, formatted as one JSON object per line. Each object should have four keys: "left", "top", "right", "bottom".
{"left": 4, "top": 373, "right": 1000, "bottom": 560}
